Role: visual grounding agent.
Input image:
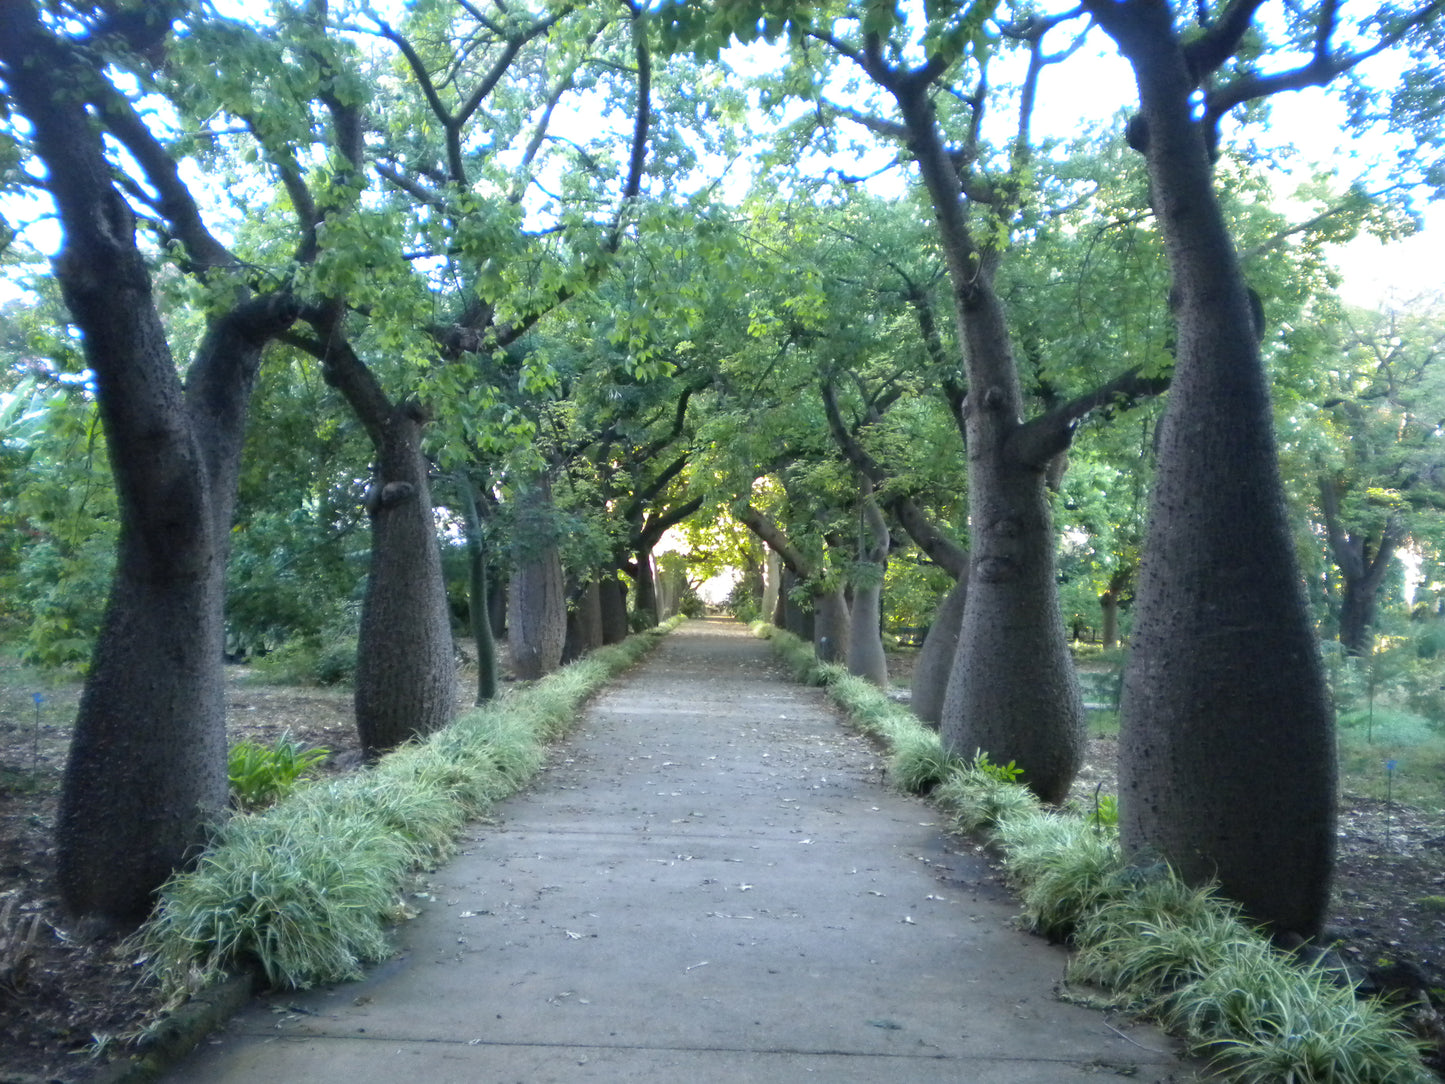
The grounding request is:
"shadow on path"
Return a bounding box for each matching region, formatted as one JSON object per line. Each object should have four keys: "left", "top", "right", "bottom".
{"left": 166, "top": 619, "right": 1204, "bottom": 1083}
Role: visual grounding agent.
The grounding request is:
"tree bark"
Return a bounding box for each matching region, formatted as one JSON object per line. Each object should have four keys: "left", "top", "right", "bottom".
{"left": 508, "top": 479, "right": 567, "bottom": 680}
{"left": 912, "top": 577, "right": 968, "bottom": 728}
{"left": 1320, "top": 477, "right": 1401, "bottom": 657}
{"left": 458, "top": 474, "right": 498, "bottom": 704}
{"left": 632, "top": 548, "right": 660, "bottom": 628}
{"left": 599, "top": 575, "right": 630, "bottom": 644}
{"left": 813, "top": 586, "right": 850, "bottom": 664}
{"left": 0, "top": 10, "right": 299, "bottom": 925}
{"left": 563, "top": 578, "right": 604, "bottom": 663}
{"left": 353, "top": 404, "right": 456, "bottom": 756}
{"left": 1089, "top": 1, "right": 1337, "bottom": 935}
{"left": 881, "top": 68, "right": 1083, "bottom": 805}
{"left": 846, "top": 490, "right": 890, "bottom": 686}
{"left": 762, "top": 548, "right": 782, "bottom": 625}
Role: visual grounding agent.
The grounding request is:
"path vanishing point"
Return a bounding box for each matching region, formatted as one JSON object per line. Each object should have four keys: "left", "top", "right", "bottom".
{"left": 166, "top": 619, "right": 1204, "bottom": 1083}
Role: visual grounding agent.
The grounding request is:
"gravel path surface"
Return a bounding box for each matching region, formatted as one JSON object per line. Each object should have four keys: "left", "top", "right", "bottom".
{"left": 165, "top": 619, "right": 1204, "bottom": 1083}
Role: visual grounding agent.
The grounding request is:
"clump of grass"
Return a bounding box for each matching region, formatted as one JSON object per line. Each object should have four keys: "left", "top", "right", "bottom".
{"left": 933, "top": 755, "right": 1042, "bottom": 832}
{"left": 889, "top": 729, "right": 966, "bottom": 795}
{"left": 995, "top": 808, "right": 1126, "bottom": 940}
{"left": 228, "top": 733, "right": 330, "bottom": 811}
{"left": 138, "top": 620, "right": 677, "bottom": 1000}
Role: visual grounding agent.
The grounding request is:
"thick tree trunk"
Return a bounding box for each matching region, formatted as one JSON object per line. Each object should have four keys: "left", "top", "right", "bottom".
{"left": 509, "top": 480, "right": 567, "bottom": 680}
{"left": 1, "top": 14, "right": 301, "bottom": 925}
{"left": 889, "top": 78, "right": 1084, "bottom": 805}
{"left": 58, "top": 306, "right": 289, "bottom": 926}
{"left": 633, "top": 549, "right": 660, "bottom": 628}
{"left": 940, "top": 439, "right": 1083, "bottom": 803}
{"left": 912, "top": 577, "right": 968, "bottom": 728}
{"left": 1099, "top": 592, "right": 1120, "bottom": 649}
{"left": 354, "top": 406, "right": 456, "bottom": 756}
{"left": 488, "top": 572, "right": 508, "bottom": 640}
{"left": 846, "top": 492, "right": 890, "bottom": 687}
{"left": 1097, "top": 6, "right": 1337, "bottom": 935}
{"left": 813, "top": 586, "right": 850, "bottom": 664}
{"left": 1339, "top": 582, "right": 1379, "bottom": 658}
{"left": 1321, "top": 478, "right": 1401, "bottom": 658}
{"left": 780, "top": 570, "right": 813, "bottom": 640}
{"left": 599, "top": 575, "right": 630, "bottom": 644}
{"left": 762, "top": 548, "right": 782, "bottom": 625}
{"left": 563, "top": 578, "right": 605, "bottom": 664}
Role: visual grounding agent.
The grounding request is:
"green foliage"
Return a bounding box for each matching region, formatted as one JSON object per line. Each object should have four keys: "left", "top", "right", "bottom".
{"left": 889, "top": 730, "right": 966, "bottom": 795}
{"left": 227, "top": 733, "right": 330, "bottom": 812}
{"left": 971, "top": 750, "right": 1023, "bottom": 784}
{"left": 250, "top": 632, "right": 358, "bottom": 688}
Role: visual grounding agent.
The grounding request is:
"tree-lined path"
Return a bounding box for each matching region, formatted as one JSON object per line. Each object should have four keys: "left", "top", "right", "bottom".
{"left": 167, "top": 621, "right": 1200, "bottom": 1083}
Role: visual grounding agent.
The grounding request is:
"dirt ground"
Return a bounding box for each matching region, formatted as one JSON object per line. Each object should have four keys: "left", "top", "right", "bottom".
{"left": 1, "top": 644, "right": 1443, "bottom": 1081}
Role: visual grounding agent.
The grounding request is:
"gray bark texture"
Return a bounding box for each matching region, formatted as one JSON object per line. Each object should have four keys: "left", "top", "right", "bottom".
{"left": 1091, "top": 0, "right": 1337, "bottom": 935}
{"left": 563, "top": 579, "right": 605, "bottom": 664}
{"left": 509, "top": 481, "right": 567, "bottom": 680}
{"left": 0, "top": 9, "right": 298, "bottom": 925}
{"left": 912, "top": 577, "right": 968, "bottom": 728}
{"left": 846, "top": 493, "right": 891, "bottom": 687}
{"left": 599, "top": 576, "right": 630, "bottom": 644}
{"left": 354, "top": 407, "right": 457, "bottom": 757}
{"left": 762, "top": 548, "right": 782, "bottom": 624}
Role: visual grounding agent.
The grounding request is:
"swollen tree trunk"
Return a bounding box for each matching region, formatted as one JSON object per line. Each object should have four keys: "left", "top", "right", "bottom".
{"left": 509, "top": 480, "right": 567, "bottom": 679}
{"left": 1099, "top": 568, "right": 1130, "bottom": 649}
{"left": 633, "top": 549, "right": 660, "bottom": 628}
{"left": 1, "top": 13, "right": 299, "bottom": 926}
{"left": 846, "top": 491, "right": 890, "bottom": 687}
{"left": 599, "top": 575, "right": 630, "bottom": 644}
{"left": 885, "top": 72, "right": 1084, "bottom": 805}
{"left": 563, "top": 578, "right": 605, "bottom": 664}
{"left": 912, "top": 578, "right": 968, "bottom": 728}
{"left": 1091, "top": 2, "right": 1337, "bottom": 935}
{"left": 354, "top": 405, "right": 456, "bottom": 756}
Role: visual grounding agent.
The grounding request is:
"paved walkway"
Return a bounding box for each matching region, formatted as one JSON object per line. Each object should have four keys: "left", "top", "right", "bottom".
{"left": 167, "top": 620, "right": 1202, "bottom": 1083}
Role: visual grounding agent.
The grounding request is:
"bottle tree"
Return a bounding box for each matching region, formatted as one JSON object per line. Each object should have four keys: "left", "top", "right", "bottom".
{"left": 1082, "top": 0, "right": 1443, "bottom": 935}
{"left": 0, "top": 1, "right": 301, "bottom": 926}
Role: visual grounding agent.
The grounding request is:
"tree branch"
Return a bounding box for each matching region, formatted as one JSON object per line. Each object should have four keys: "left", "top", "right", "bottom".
{"left": 1008, "top": 364, "right": 1171, "bottom": 469}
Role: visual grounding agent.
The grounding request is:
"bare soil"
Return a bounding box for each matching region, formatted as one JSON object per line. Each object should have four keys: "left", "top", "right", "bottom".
{"left": 1, "top": 646, "right": 1443, "bottom": 1080}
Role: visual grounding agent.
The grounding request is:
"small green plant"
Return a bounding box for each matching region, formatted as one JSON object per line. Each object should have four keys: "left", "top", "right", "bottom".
{"left": 971, "top": 750, "right": 1023, "bottom": 784}
{"left": 1089, "top": 787, "right": 1120, "bottom": 830}
{"left": 228, "top": 733, "right": 330, "bottom": 811}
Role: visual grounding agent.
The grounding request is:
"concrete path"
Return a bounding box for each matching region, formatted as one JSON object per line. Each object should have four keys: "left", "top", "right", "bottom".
{"left": 166, "top": 620, "right": 1203, "bottom": 1083}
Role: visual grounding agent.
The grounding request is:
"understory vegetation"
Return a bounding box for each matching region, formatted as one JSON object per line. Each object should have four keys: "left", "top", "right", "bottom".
{"left": 756, "top": 623, "right": 1436, "bottom": 1083}
{"left": 137, "top": 620, "right": 677, "bottom": 1001}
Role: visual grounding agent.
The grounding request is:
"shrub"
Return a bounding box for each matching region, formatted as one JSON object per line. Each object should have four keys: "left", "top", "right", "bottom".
{"left": 228, "top": 734, "right": 330, "bottom": 811}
